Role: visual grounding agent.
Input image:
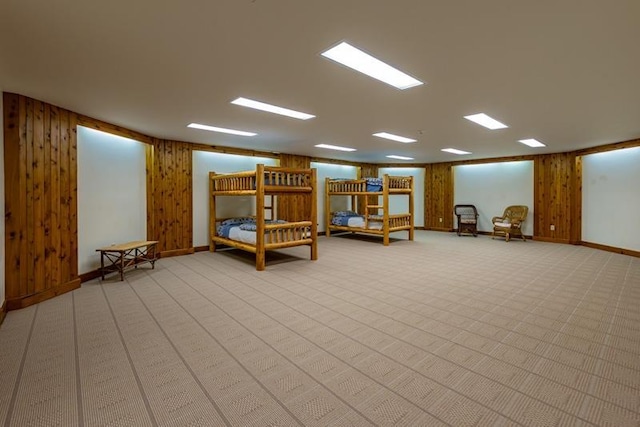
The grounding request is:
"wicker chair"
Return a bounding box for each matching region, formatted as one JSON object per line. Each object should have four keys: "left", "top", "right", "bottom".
{"left": 492, "top": 205, "right": 528, "bottom": 242}
{"left": 454, "top": 204, "right": 479, "bottom": 237}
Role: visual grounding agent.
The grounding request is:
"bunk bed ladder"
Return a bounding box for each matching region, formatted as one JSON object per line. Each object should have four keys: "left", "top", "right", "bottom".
{"left": 264, "top": 194, "right": 275, "bottom": 220}
{"left": 365, "top": 204, "right": 383, "bottom": 229}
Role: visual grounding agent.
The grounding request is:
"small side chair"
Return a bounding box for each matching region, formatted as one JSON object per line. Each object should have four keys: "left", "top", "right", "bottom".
{"left": 492, "top": 205, "right": 528, "bottom": 242}
{"left": 454, "top": 204, "right": 479, "bottom": 237}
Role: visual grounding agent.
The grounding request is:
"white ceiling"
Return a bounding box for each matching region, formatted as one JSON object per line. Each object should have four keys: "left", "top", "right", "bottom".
{"left": 1, "top": 0, "right": 639, "bottom": 163}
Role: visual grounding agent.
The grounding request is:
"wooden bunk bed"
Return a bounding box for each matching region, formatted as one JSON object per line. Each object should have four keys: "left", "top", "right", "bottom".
{"left": 209, "top": 164, "right": 318, "bottom": 271}
{"left": 325, "top": 175, "right": 414, "bottom": 246}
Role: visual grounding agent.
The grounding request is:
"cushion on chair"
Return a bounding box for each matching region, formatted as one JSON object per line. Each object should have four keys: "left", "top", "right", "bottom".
{"left": 460, "top": 219, "right": 476, "bottom": 224}
{"left": 494, "top": 222, "right": 512, "bottom": 228}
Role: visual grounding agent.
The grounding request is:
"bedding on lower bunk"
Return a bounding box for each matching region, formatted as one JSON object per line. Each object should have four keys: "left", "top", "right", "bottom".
{"left": 330, "top": 211, "right": 383, "bottom": 230}
{"left": 216, "top": 217, "right": 289, "bottom": 245}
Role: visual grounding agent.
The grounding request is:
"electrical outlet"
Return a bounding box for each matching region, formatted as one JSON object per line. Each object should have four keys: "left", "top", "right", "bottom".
{"left": 439, "top": 217, "right": 443, "bottom": 222}
{"left": 550, "top": 225, "right": 555, "bottom": 231}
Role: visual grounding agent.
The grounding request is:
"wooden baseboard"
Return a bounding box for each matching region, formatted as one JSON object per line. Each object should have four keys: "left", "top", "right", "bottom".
{"left": 5, "top": 278, "right": 82, "bottom": 311}
{"left": 159, "top": 248, "right": 195, "bottom": 258}
{"left": 194, "top": 245, "right": 209, "bottom": 252}
{"left": 531, "top": 236, "right": 572, "bottom": 244}
{"left": 425, "top": 227, "right": 453, "bottom": 232}
{"left": 581, "top": 241, "right": 640, "bottom": 258}
{"left": 0, "top": 301, "right": 6, "bottom": 326}
{"left": 79, "top": 269, "right": 102, "bottom": 283}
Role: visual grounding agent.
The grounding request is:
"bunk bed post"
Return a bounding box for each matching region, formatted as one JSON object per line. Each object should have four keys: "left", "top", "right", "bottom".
{"left": 325, "top": 177, "right": 331, "bottom": 237}
{"left": 382, "top": 174, "right": 390, "bottom": 246}
{"left": 255, "top": 164, "right": 266, "bottom": 271}
{"left": 311, "top": 168, "right": 318, "bottom": 260}
{"left": 209, "top": 172, "right": 217, "bottom": 252}
{"left": 408, "top": 176, "right": 415, "bottom": 241}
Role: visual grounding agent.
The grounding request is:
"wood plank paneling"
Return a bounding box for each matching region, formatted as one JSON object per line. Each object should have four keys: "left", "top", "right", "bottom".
{"left": 33, "top": 100, "right": 45, "bottom": 294}
{"left": 59, "top": 108, "right": 71, "bottom": 282}
{"left": 149, "top": 139, "right": 193, "bottom": 255}
{"left": 278, "top": 154, "right": 311, "bottom": 221}
{"left": 50, "top": 105, "right": 60, "bottom": 287}
{"left": 533, "top": 152, "right": 578, "bottom": 243}
{"left": 4, "top": 93, "right": 22, "bottom": 297}
{"left": 571, "top": 156, "right": 582, "bottom": 243}
{"left": 69, "top": 113, "right": 78, "bottom": 278}
{"left": 146, "top": 143, "right": 155, "bottom": 241}
{"left": 25, "top": 97, "right": 35, "bottom": 295}
{"left": 424, "top": 163, "right": 453, "bottom": 230}
{"left": 3, "top": 93, "right": 80, "bottom": 309}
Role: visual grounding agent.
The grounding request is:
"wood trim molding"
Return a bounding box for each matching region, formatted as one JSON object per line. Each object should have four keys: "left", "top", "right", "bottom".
{"left": 447, "top": 155, "right": 536, "bottom": 166}
{"left": 531, "top": 236, "right": 572, "bottom": 244}
{"left": 309, "top": 156, "right": 364, "bottom": 167}
{"left": 77, "top": 115, "right": 153, "bottom": 144}
{"left": 190, "top": 142, "right": 279, "bottom": 159}
{"left": 194, "top": 245, "right": 209, "bottom": 252}
{"left": 575, "top": 137, "right": 640, "bottom": 157}
{"left": 0, "top": 301, "right": 6, "bottom": 326}
{"left": 5, "top": 278, "right": 81, "bottom": 311}
{"left": 581, "top": 241, "right": 640, "bottom": 258}
{"left": 79, "top": 269, "right": 102, "bottom": 283}
{"left": 159, "top": 248, "right": 195, "bottom": 258}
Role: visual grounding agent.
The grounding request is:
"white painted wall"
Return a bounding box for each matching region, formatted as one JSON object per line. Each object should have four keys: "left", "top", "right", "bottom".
{"left": 0, "top": 92, "right": 5, "bottom": 306}
{"left": 454, "top": 161, "right": 534, "bottom": 235}
{"left": 582, "top": 147, "right": 640, "bottom": 251}
{"left": 77, "top": 126, "right": 147, "bottom": 274}
{"left": 312, "top": 162, "right": 358, "bottom": 232}
{"left": 379, "top": 167, "right": 425, "bottom": 227}
{"left": 192, "top": 151, "right": 277, "bottom": 247}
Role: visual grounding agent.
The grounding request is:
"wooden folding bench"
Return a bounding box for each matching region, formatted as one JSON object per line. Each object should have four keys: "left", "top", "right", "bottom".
{"left": 96, "top": 240, "right": 159, "bottom": 281}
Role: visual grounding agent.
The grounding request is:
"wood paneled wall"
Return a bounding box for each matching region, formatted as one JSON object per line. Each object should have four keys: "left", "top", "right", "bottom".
{"left": 150, "top": 139, "right": 193, "bottom": 256}
{"left": 534, "top": 152, "right": 581, "bottom": 243}
{"left": 278, "top": 154, "right": 312, "bottom": 221}
{"left": 3, "top": 92, "right": 638, "bottom": 310}
{"left": 424, "top": 163, "right": 454, "bottom": 231}
{"left": 3, "top": 93, "right": 80, "bottom": 309}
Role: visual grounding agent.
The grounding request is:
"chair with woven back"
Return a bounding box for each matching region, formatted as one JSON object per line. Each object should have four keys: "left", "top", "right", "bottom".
{"left": 492, "top": 205, "right": 528, "bottom": 242}
{"left": 454, "top": 204, "right": 479, "bottom": 237}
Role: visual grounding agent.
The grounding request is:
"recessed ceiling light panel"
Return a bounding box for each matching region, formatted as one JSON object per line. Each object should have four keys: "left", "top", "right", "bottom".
{"left": 187, "top": 123, "right": 257, "bottom": 136}
{"left": 314, "top": 143, "right": 356, "bottom": 152}
{"left": 373, "top": 132, "right": 416, "bottom": 143}
{"left": 231, "top": 97, "right": 315, "bottom": 120}
{"left": 519, "top": 138, "right": 546, "bottom": 147}
{"left": 321, "top": 42, "right": 423, "bottom": 90}
{"left": 441, "top": 148, "right": 471, "bottom": 155}
{"left": 464, "top": 113, "right": 508, "bottom": 130}
{"left": 386, "top": 155, "right": 414, "bottom": 160}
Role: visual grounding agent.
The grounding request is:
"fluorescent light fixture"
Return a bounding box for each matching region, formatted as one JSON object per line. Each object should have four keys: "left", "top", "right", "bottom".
{"left": 386, "top": 155, "right": 414, "bottom": 160}
{"left": 231, "top": 97, "right": 315, "bottom": 120}
{"left": 187, "top": 123, "right": 257, "bottom": 136}
{"left": 373, "top": 132, "right": 416, "bottom": 143}
{"left": 441, "top": 148, "right": 471, "bottom": 155}
{"left": 321, "top": 41, "right": 423, "bottom": 90}
{"left": 519, "top": 138, "right": 546, "bottom": 147}
{"left": 314, "top": 143, "right": 356, "bottom": 152}
{"left": 464, "top": 113, "right": 508, "bottom": 130}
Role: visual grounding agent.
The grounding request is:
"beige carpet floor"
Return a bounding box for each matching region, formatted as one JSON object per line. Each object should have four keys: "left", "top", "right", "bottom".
{"left": 1, "top": 231, "right": 639, "bottom": 426}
